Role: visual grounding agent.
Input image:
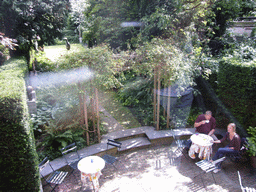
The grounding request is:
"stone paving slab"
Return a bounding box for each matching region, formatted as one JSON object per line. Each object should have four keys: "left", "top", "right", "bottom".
{"left": 101, "top": 126, "right": 155, "bottom": 141}
{"left": 41, "top": 127, "right": 226, "bottom": 177}
{"left": 120, "top": 137, "right": 152, "bottom": 152}
{"left": 45, "top": 144, "right": 253, "bottom": 192}
{"left": 99, "top": 105, "right": 124, "bottom": 133}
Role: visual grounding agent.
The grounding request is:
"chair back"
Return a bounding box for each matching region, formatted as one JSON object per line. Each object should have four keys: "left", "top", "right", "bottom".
{"left": 107, "top": 139, "right": 122, "bottom": 151}
{"left": 171, "top": 130, "right": 187, "bottom": 148}
{"left": 39, "top": 157, "right": 55, "bottom": 178}
{"left": 61, "top": 143, "right": 80, "bottom": 164}
{"left": 237, "top": 171, "right": 244, "bottom": 190}
{"left": 240, "top": 138, "right": 249, "bottom": 151}
{"left": 39, "top": 157, "right": 50, "bottom": 173}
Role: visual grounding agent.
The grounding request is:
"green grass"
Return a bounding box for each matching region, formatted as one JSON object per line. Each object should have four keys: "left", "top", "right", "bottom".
{"left": 44, "top": 44, "right": 85, "bottom": 62}
{"left": 98, "top": 90, "right": 141, "bottom": 129}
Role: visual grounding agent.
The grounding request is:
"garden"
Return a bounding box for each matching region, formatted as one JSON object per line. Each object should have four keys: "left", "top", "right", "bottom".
{"left": 29, "top": 35, "right": 256, "bottom": 163}
{"left": 1, "top": 0, "right": 256, "bottom": 191}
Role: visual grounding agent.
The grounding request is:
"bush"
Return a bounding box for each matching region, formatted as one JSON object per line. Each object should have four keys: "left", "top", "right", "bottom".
{"left": 117, "top": 76, "right": 153, "bottom": 107}
{"left": 218, "top": 46, "right": 256, "bottom": 128}
{"left": 33, "top": 51, "right": 55, "bottom": 72}
{"left": 0, "top": 57, "right": 40, "bottom": 191}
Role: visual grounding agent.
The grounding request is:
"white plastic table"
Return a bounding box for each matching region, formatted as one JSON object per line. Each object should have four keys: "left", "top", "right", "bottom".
{"left": 189, "top": 133, "right": 214, "bottom": 160}
{"left": 78, "top": 156, "right": 105, "bottom": 192}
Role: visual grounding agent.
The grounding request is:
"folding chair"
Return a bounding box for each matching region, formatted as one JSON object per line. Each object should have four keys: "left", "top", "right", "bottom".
{"left": 237, "top": 171, "right": 256, "bottom": 192}
{"left": 194, "top": 157, "right": 226, "bottom": 189}
{"left": 172, "top": 132, "right": 190, "bottom": 160}
{"left": 60, "top": 142, "right": 81, "bottom": 177}
{"left": 102, "top": 139, "right": 122, "bottom": 169}
{"left": 39, "top": 157, "right": 68, "bottom": 192}
{"left": 227, "top": 138, "right": 248, "bottom": 162}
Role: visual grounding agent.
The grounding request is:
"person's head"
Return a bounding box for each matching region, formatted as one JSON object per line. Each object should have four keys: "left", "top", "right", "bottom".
{"left": 227, "top": 123, "right": 236, "bottom": 133}
{"left": 204, "top": 111, "right": 212, "bottom": 120}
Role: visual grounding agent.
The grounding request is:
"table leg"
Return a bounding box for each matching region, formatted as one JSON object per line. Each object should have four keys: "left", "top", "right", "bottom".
{"left": 92, "top": 178, "right": 99, "bottom": 192}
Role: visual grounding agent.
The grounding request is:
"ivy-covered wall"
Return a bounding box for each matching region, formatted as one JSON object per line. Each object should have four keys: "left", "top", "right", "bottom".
{"left": 0, "top": 58, "right": 40, "bottom": 191}
{"left": 218, "top": 58, "right": 256, "bottom": 129}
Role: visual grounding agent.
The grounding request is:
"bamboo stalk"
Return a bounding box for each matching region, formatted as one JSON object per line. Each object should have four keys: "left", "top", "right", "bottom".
{"left": 153, "top": 67, "right": 157, "bottom": 125}
{"left": 156, "top": 66, "right": 161, "bottom": 131}
{"left": 167, "top": 83, "right": 171, "bottom": 129}
{"left": 95, "top": 88, "right": 101, "bottom": 143}
{"left": 163, "top": 70, "right": 168, "bottom": 119}
{"left": 78, "top": 83, "right": 84, "bottom": 125}
{"left": 84, "top": 94, "right": 90, "bottom": 146}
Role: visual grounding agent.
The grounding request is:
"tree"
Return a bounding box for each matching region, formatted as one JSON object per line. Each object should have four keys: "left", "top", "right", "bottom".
{"left": 208, "top": 0, "right": 255, "bottom": 38}
{"left": 69, "top": 0, "right": 89, "bottom": 43}
{"left": 0, "top": 0, "right": 71, "bottom": 63}
{"left": 0, "top": 32, "right": 18, "bottom": 65}
{"left": 205, "top": 0, "right": 255, "bottom": 54}
{"left": 82, "top": 0, "right": 220, "bottom": 50}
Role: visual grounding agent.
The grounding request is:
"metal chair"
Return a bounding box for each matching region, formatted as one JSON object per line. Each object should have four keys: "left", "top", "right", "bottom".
{"left": 172, "top": 132, "right": 190, "bottom": 160}
{"left": 60, "top": 142, "right": 81, "bottom": 177}
{"left": 194, "top": 157, "right": 226, "bottom": 189}
{"left": 238, "top": 171, "right": 256, "bottom": 192}
{"left": 39, "top": 157, "right": 68, "bottom": 192}
{"left": 102, "top": 139, "right": 122, "bottom": 169}
{"left": 227, "top": 137, "right": 248, "bottom": 162}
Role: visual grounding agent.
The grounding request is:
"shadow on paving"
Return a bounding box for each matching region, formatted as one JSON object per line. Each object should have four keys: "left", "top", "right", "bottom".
{"left": 42, "top": 144, "right": 256, "bottom": 192}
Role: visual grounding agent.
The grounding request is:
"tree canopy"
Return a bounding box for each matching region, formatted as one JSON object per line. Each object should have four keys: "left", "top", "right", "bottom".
{"left": 82, "top": 0, "right": 255, "bottom": 51}
{"left": 0, "top": 0, "right": 71, "bottom": 60}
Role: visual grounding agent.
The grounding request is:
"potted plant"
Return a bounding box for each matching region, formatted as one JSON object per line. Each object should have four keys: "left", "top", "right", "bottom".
{"left": 246, "top": 126, "right": 256, "bottom": 168}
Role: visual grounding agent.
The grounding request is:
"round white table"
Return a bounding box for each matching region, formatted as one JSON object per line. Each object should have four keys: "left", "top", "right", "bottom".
{"left": 78, "top": 156, "right": 105, "bottom": 192}
{"left": 189, "top": 133, "right": 213, "bottom": 160}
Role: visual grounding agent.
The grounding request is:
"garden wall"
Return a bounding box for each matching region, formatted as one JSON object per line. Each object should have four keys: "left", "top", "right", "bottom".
{"left": 218, "top": 58, "right": 256, "bottom": 130}
{"left": 0, "top": 57, "right": 40, "bottom": 191}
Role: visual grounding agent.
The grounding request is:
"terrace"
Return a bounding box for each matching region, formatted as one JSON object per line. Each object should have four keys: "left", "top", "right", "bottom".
{"left": 41, "top": 126, "right": 255, "bottom": 192}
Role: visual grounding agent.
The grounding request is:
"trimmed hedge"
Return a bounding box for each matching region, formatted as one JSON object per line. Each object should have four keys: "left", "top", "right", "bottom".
{"left": 198, "top": 76, "right": 247, "bottom": 137}
{"left": 218, "top": 58, "right": 256, "bottom": 129}
{"left": 0, "top": 58, "right": 40, "bottom": 191}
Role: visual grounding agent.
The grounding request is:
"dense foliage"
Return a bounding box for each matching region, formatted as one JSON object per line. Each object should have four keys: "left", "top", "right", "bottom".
{"left": 207, "top": 0, "right": 254, "bottom": 38}
{"left": 82, "top": 0, "right": 218, "bottom": 49}
{"left": 247, "top": 126, "right": 256, "bottom": 156}
{"left": 31, "top": 45, "right": 112, "bottom": 160}
{"left": 205, "top": 0, "right": 254, "bottom": 55}
{"left": 218, "top": 44, "right": 256, "bottom": 129}
{"left": 0, "top": 0, "right": 71, "bottom": 62}
{"left": 0, "top": 33, "right": 18, "bottom": 65}
{"left": 0, "top": 58, "right": 40, "bottom": 191}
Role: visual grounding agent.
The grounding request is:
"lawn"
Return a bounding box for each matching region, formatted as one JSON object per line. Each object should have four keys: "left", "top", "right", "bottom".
{"left": 44, "top": 44, "right": 85, "bottom": 62}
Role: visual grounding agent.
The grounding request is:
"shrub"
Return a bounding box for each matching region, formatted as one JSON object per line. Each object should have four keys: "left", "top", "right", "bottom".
{"left": 0, "top": 57, "right": 40, "bottom": 191}
{"left": 218, "top": 46, "right": 256, "bottom": 128}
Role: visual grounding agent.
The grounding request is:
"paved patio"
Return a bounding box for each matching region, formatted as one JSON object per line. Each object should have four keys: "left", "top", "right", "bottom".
{"left": 42, "top": 141, "right": 256, "bottom": 192}
{"left": 41, "top": 102, "right": 255, "bottom": 192}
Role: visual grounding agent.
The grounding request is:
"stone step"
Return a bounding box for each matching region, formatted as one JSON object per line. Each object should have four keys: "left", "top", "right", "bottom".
{"left": 102, "top": 126, "right": 155, "bottom": 142}
{"left": 119, "top": 137, "right": 152, "bottom": 152}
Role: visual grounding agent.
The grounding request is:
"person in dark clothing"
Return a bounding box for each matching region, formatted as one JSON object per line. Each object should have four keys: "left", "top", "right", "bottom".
{"left": 194, "top": 110, "right": 217, "bottom": 140}
{"left": 211, "top": 123, "right": 241, "bottom": 173}
{"left": 185, "top": 111, "right": 217, "bottom": 150}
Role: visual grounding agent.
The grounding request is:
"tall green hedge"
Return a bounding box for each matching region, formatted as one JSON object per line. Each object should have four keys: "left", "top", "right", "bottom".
{"left": 0, "top": 58, "right": 40, "bottom": 191}
{"left": 218, "top": 58, "right": 256, "bottom": 129}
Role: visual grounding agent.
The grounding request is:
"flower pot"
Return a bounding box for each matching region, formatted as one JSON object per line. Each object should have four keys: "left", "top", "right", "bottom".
{"left": 250, "top": 156, "right": 256, "bottom": 168}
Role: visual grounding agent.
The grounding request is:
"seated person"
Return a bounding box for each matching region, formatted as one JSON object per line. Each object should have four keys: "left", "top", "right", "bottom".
{"left": 211, "top": 123, "right": 241, "bottom": 173}
{"left": 186, "top": 110, "right": 217, "bottom": 149}
{"left": 194, "top": 110, "right": 217, "bottom": 140}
